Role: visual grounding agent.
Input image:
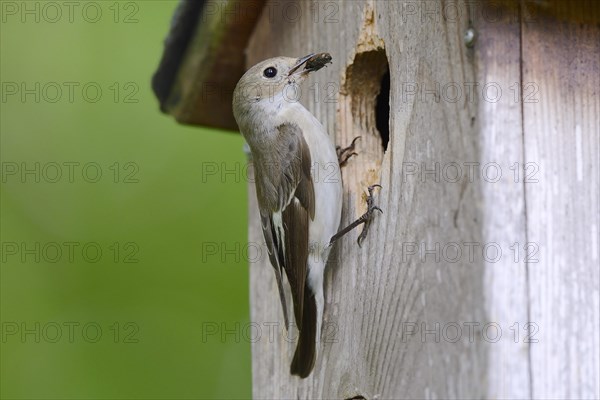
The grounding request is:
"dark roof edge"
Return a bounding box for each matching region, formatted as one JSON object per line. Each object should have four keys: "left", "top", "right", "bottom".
{"left": 152, "top": 0, "right": 206, "bottom": 112}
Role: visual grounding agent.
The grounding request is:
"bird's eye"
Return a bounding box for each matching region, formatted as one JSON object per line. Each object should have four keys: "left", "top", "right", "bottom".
{"left": 263, "top": 67, "right": 277, "bottom": 78}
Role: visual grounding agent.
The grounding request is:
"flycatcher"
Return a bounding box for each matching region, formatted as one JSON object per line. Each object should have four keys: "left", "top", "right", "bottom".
{"left": 232, "top": 53, "right": 380, "bottom": 378}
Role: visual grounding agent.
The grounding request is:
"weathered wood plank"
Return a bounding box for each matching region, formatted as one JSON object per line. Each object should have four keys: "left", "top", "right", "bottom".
{"left": 521, "top": 1, "right": 600, "bottom": 398}
{"left": 473, "top": 2, "right": 532, "bottom": 398}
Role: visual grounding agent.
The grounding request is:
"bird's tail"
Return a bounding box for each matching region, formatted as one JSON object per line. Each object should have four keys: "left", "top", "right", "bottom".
{"left": 290, "top": 286, "right": 319, "bottom": 378}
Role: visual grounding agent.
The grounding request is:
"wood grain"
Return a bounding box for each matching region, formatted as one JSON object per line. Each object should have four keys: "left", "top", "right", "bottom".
{"left": 244, "top": 0, "right": 599, "bottom": 398}
{"left": 473, "top": 2, "right": 531, "bottom": 398}
{"left": 521, "top": 1, "right": 600, "bottom": 398}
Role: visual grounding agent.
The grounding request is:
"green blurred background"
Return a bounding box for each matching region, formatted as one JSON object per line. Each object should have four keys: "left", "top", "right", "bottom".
{"left": 0, "top": 1, "right": 251, "bottom": 398}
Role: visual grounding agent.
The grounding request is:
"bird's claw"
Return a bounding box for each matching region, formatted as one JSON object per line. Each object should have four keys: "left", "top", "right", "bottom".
{"left": 357, "top": 184, "right": 383, "bottom": 247}
{"left": 337, "top": 136, "right": 361, "bottom": 167}
{"left": 328, "top": 184, "right": 383, "bottom": 247}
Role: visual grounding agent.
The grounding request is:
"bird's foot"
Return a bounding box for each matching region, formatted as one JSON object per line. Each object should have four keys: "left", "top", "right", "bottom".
{"left": 328, "top": 184, "right": 383, "bottom": 247}
{"left": 357, "top": 184, "right": 383, "bottom": 247}
{"left": 336, "top": 136, "right": 360, "bottom": 167}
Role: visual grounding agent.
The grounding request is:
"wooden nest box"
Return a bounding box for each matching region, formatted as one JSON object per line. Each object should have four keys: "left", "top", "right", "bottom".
{"left": 153, "top": 1, "right": 599, "bottom": 398}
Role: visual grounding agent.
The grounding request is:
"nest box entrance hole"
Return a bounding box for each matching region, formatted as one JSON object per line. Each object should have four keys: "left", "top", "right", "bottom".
{"left": 376, "top": 68, "right": 390, "bottom": 151}
{"left": 344, "top": 49, "right": 390, "bottom": 155}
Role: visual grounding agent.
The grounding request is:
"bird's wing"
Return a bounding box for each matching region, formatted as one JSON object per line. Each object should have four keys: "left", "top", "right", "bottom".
{"left": 260, "top": 212, "right": 290, "bottom": 327}
{"left": 255, "top": 122, "right": 315, "bottom": 331}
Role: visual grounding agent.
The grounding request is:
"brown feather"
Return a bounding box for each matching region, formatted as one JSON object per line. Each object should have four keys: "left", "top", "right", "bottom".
{"left": 260, "top": 213, "right": 289, "bottom": 328}
{"left": 282, "top": 198, "right": 310, "bottom": 329}
{"left": 253, "top": 123, "right": 315, "bottom": 331}
{"left": 290, "top": 287, "right": 318, "bottom": 378}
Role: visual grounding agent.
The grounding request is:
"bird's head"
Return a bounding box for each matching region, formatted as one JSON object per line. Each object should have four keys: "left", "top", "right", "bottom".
{"left": 233, "top": 53, "right": 331, "bottom": 118}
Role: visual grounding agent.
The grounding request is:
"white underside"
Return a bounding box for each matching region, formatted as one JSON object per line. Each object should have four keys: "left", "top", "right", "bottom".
{"left": 277, "top": 101, "right": 343, "bottom": 342}
{"left": 248, "top": 94, "right": 343, "bottom": 355}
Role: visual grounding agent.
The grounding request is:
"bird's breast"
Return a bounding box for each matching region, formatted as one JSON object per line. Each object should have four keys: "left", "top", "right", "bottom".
{"left": 281, "top": 106, "right": 343, "bottom": 250}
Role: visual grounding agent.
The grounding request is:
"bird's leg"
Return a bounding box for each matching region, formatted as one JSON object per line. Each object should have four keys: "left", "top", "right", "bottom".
{"left": 336, "top": 136, "right": 360, "bottom": 167}
{"left": 329, "top": 184, "right": 383, "bottom": 247}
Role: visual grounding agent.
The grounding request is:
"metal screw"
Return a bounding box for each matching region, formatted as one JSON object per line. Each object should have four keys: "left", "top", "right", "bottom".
{"left": 464, "top": 27, "right": 476, "bottom": 48}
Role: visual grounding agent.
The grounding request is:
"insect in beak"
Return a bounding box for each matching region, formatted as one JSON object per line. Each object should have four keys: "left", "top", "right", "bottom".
{"left": 287, "top": 53, "right": 316, "bottom": 77}
{"left": 288, "top": 53, "right": 333, "bottom": 77}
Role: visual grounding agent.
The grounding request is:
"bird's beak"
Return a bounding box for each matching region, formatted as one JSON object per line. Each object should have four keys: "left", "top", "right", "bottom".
{"left": 288, "top": 53, "right": 316, "bottom": 77}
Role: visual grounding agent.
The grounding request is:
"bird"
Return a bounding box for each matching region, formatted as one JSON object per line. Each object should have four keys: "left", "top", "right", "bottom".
{"left": 232, "top": 53, "right": 380, "bottom": 378}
